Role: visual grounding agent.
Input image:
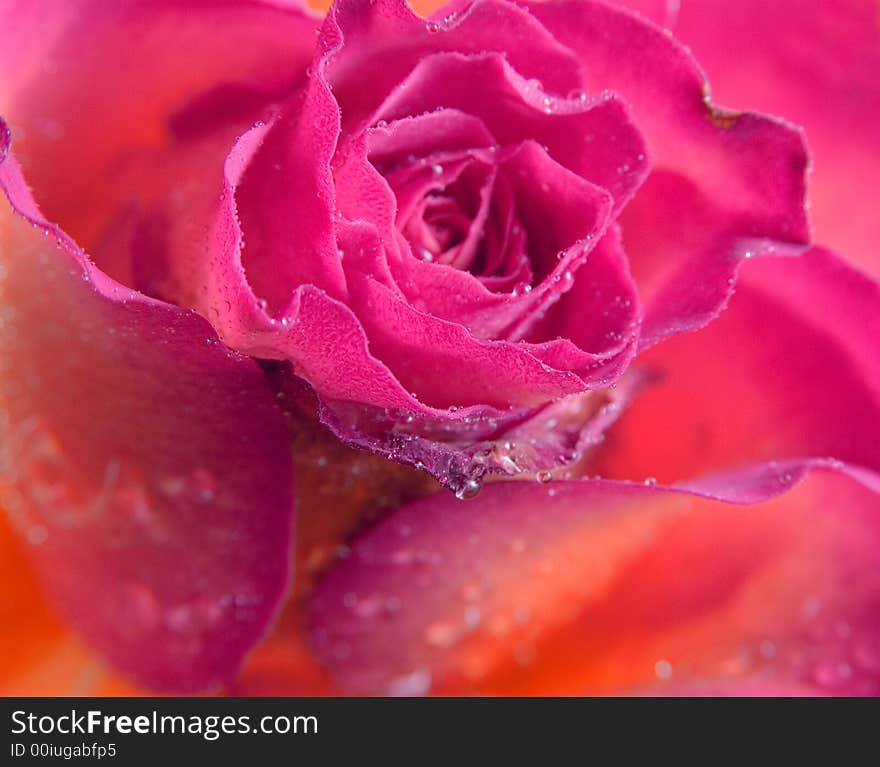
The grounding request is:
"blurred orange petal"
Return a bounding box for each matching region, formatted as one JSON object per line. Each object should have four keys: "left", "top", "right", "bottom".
{"left": 0, "top": 513, "right": 140, "bottom": 696}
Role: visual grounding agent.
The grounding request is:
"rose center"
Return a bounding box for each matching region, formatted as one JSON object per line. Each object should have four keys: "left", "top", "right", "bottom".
{"left": 384, "top": 153, "right": 533, "bottom": 294}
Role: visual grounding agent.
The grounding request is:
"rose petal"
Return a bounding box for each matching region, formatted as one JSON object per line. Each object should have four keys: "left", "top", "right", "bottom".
{"left": 233, "top": 81, "right": 348, "bottom": 314}
{"left": 309, "top": 462, "right": 880, "bottom": 695}
{"left": 621, "top": 678, "right": 825, "bottom": 697}
{"left": 597, "top": 0, "right": 675, "bottom": 26}
{"left": 228, "top": 606, "right": 338, "bottom": 697}
{"left": 372, "top": 51, "right": 648, "bottom": 213}
{"left": 594, "top": 247, "right": 880, "bottom": 483}
{"left": 344, "top": 239, "right": 585, "bottom": 410}
{"left": 367, "top": 108, "right": 496, "bottom": 167}
{"left": 199, "top": 125, "right": 638, "bottom": 489}
{"left": 378, "top": 139, "right": 626, "bottom": 342}
{"left": 0, "top": 512, "right": 71, "bottom": 694}
{"left": 0, "top": 0, "right": 318, "bottom": 282}
{"left": 0, "top": 512, "right": 143, "bottom": 695}
{"left": 325, "top": 0, "right": 585, "bottom": 131}
{"left": 0, "top": 133, "right": 295, "bottom": 693}
{"left": 527, "top": 0, "right": 810, "bottom": 348}
{"left": 519, "top": 225, "right": 640, "bottom": 379}
{"left": 670, "top": 0, "right": 880, "bottom": 277}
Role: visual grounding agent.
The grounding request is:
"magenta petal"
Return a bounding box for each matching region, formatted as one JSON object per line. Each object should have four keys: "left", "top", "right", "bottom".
{"left": 367, "top": 109, "right": 496, "bottom": 167}
{"left": 670, "top": 0, "right": 880, "bottom": 277}
{"left": 346, "top": 268, "right": 584, "bottom": 409}
{"left": 596, "top": 0, "right": 675, "bottom": 26}
{"left": 234, "top": 85, "right": 347, "bottom": 314}
{"left": 309, "top": 461, "right": 880, "bottom": 695}
{"left": 596, "top": 246, "right": 880, "bottom": 483}
{"left": 372, "top": 51, "right": 648, "bottom": 213}
{"left": 305, "top": 365, "right": 646, "bottom": 500}
{"left": 203, "top": 176, "right": 634, "bottom": 488}
{"left": 0, "top": 135, "right": 295, "bottom": 692}
{"left": 527, "top": 0, "right": 810, "bottom": 348}
{"left": 390, "top": 140, "right": 623, "bottom": 343}
{"left": 520, "top": 225, "right": 640, "bottom": 381}
{"left": 325, "top": 0, "right": 584, "bottom": 131}
{"left": 0, "top": 0, "right": 319, "bottom": 283}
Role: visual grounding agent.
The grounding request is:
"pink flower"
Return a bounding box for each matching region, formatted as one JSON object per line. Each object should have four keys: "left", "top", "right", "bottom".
{"left": 0, "top": 0, "right": 877, "bottom": 696}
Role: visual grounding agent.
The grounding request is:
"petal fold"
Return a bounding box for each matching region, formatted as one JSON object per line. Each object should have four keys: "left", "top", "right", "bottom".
{"left": 309, "top": 462, "right": 880, "bottom": 695}
{"left": 670, "top": 0, "right": 880, "bottom": 277}
{"left": 595, "top": 247, "right": 880, "bottom": 483}
{"left": 526, "top": 0, "right": 810, "bottom": 348}
{"left": 0, "top": 133, "right": 296, "bottom": 693}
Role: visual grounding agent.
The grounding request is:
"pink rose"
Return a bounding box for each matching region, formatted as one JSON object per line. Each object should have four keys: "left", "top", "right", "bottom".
{"left": 0, "top": 0, "right": 878, "bottom": 696}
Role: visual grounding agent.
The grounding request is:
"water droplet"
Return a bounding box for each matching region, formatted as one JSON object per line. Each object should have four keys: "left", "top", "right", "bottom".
{"left": 424, "top": 618, "right": 464, "bottom": 647}
{"left": 160, "top": 468, "right": 216, "bottom": 505}
{"left": 654, "top": 659, "right": 673, "bottom": 680}
{"left": 853, "top": 639, "right": 880, "bottom": 672}
{"left": 759, "top": 639, "right": 777, "bottom": 659}
{"left": 801, "top": 596, "right": 822, "bottom": 620}
{"left": 515, "top": 642, "right": 537, "bottom": 666}
{"left": 390, "top": 548, "right": 416, "bottom": 566}
{"left": 510, "top": 538, "right": 527, "bottom": 554}
{"left": 460, "top": 581, "right": 483, "bottom": 602}
{"left": 811, "top": 660, "right": 852, "bottom": 689}
{"left": 352, "top": 593, "right": 388, "bottom": 618}
{"left": 463, "top": 605, "right": 482, "bottom": 629}
{"left": 26, "top": 524, "right": 48, "bottom": 545}
{"left": 165, "top": 604, "right": 195, "bottom": 632}
{"left": 121, "top": 584, "right": 161, "bottom": 630}
{"left": 387, "top": 668, "right": 431, "bottom": 696}
{"left": 454, "top": 478, "right": 481, "bottom": 500}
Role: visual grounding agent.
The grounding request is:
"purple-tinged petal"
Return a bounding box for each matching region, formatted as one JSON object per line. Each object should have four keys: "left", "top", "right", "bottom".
{"left": 325, "top": 0, "right": 585, "bottom": 131}
{"left": 0, "top": 131, "right": 295, "bottom": 693}
{"left": 309, "top": 462, "right": 880, "bottom": 695}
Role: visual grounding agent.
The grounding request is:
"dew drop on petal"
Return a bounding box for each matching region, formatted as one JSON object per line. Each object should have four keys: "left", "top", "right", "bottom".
{"left": 654, "top": 659, "right": 673, "bottom": 680}
{"left": 387, "top": 668, "right": 432, "bottom": 696}
{"left": 454, "top": 478, "right": 482, "bottom": 500}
